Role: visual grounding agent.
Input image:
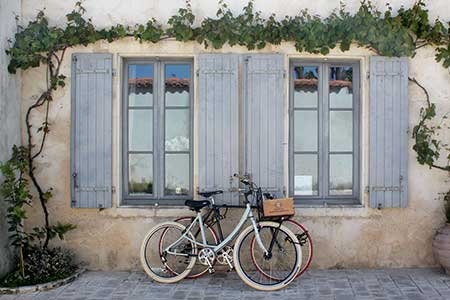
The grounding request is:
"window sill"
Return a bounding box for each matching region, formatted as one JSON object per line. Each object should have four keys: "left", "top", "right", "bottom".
{"left": 118, "top": 204, "right": 187, "bottom": 209}
{"left": 295, "top": 203, "right": 364, "bottom": 208}
{"left": 121, "top": 198, "right": 192, "bottom": 206}
{"left": 294, "top": 198, "right": 362, "bottom": 207}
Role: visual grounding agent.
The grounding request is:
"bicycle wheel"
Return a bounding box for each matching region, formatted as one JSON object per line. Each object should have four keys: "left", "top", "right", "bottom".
{"left": 172, "top": 216, "right": 219, "bottom": 279}
{"left": 250, "top": 219, "right": 313, "bottom": 279}
{"left": 233, "top": 221, "right": 301, "bottom": 291}
{"left": 140, "top": 222, "right": 197, "bottom": 283}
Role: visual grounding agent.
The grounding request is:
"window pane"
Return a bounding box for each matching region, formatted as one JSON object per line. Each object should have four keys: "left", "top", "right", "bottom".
{"left": 128, "top": 64, "right": 153, "bottom": 106}
{"left": 165, "top": 109, "right": 189, "bottom": 151}
{"left": 329, "top": 154, "right": 353, "bottom": 195}
{"left": 294, "top": 154, "right": 318, "bottom": 196}
{"left": 165, "top": 154, "right": 189, "bottom": 195}
{"left": 129, "top": 109, "right": 153, "bottom": 151}
{"left": 165, "top": 64, "right": 190, "bottom": 107}
{"left": 129, "top": 154, "right": 153, "bottom": 194}
{"left": 293, "top": 66, "right": 319, "bottom": 108}
{"left": 329, "top": 66, "right": 353, "bottom": 109}
{"left": 294, "top": 111, "right": 318, "bottom": 151}
{"left": 330, "top": 111, "right": 353, "bottom": 152}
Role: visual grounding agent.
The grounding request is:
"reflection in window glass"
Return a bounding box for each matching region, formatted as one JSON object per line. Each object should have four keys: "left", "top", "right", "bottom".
{"left": 129, "top": 110, "right": 153, "bottom": 151}
{"left": 329, "top": 154, "right": 353, "bottom": 195}
{"left": 293, "top": 66, "right": 319, "bottom": 108}
{"left": 165, "top": 109, "right": 189, "bottom": 151}
{"left": 330, "top": 111, "right": 353, "bottom": 152}
{"left": 165, "top": 64, "right": 190, "bottom": 106}
{"left": 294, "top": 154, "right": 318, "bottom": 196}
{"left": 294, "top": 111, "right": 318, "bottom": 151}
{"left": 165, "top": 154, "right": 189, "bottom": 195}
{"left": 128, "top": 64, "right": 154, "bottom": 106}
{"left": 125, "top": 61, "right": 192, "bottom": 202}
{"left": 329, "top": 66, "right": 353, "bottom": 109}
{"left": 129, "top": 154, "right": 153, "bottom": 194}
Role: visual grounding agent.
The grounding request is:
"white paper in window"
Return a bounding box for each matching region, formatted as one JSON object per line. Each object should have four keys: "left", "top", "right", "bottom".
{"left": 294, "top": 175, "right": 313, "bottom": 195}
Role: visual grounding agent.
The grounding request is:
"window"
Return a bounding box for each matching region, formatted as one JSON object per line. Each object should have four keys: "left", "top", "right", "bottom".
{"left": 289, "top": 62, "right": 360, "bottom": 205}
{"left": 123, "top": 60, "right": 193, "bottom": 204}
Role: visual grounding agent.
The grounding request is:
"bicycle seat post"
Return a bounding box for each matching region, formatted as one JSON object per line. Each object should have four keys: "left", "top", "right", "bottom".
{"left": 209, "top": 196, "right": 215, "bottom": 205}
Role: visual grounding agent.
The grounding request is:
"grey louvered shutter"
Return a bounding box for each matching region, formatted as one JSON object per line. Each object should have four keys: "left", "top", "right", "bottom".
{"left": 198, "top": 54, "right": 240, "bottom": 205}
{"left": 369, "top": 56, "right": 408, "bottom": 208}
{"left": 244, "top": 54, "right": 285, "bottom": 195}
{"left": 71, "top": 53, "right": 113, "bottom": 208}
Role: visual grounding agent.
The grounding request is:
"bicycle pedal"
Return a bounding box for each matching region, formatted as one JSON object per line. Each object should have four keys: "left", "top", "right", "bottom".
{"left": 208, "top": 268, "right": 215, "bottom": 274}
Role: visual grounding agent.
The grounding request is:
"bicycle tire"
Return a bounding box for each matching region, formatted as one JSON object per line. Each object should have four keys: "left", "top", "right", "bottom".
{"left": 140, "top": 222, "right": 197, "bottom": 283}
{"left": 233, "top": 221, "right": 302, "bottom": 291}
{"left": 250, "top": 219, "right": 313, "bottom": 279}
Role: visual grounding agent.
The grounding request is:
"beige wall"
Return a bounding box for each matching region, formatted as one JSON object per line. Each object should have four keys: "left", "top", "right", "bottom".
{"left": 19, "top": 0, "right": 450, "bottom": 270}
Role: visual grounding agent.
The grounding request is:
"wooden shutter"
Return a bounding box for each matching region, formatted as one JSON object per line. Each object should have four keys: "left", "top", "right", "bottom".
{"left": 369, "top": 56, "right": 408, "bottom": 208}
{"left": 198, "top": 54, "right": 240, "bottom": 205}
{"left": 244, "top": 54, "right": 285, "bottom": 195}
{"left": 71, "top": 53, "right": 113, "bottom": 208}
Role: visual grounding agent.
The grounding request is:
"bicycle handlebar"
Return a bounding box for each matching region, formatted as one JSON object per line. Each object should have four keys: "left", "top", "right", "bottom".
{"left": 233, "top": 173, "right": 251, "bottom": 186}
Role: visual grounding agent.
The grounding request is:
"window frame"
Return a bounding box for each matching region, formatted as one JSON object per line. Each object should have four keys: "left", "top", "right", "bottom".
{"left": 122, "top": 58, "right": 194, "bottom": 205}
{"left": 289, "top": 60, "right": 360, "bottom": 205}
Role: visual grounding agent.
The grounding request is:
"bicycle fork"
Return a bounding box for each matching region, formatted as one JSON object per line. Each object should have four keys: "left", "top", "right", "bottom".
{"left": 249, "top": 212, "right": 269, "bottom": 256}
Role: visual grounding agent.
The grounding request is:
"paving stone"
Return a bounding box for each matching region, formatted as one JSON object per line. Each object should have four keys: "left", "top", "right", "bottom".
{"left": 1, "top": 268, "right": 449, "bottom": 300}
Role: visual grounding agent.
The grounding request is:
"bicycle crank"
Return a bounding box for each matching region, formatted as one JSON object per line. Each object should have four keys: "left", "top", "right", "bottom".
{"left": 217, "top": 246, "right": 234, "bottom": 271}
{"left": 198, "top": 248, "right": 216, "bottom": 273}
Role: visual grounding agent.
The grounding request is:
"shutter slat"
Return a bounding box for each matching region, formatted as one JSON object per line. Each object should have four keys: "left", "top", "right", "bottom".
{"left": 369, "top": 56, "right": 408, "bottom": 208}
{"left": 198, "top": 54, "right": 239, "bottom": 205}
{"left": 244, "top": 54, "right": 285, "bottom": 194}
{"left": 71, "top": 53, "right": 113, "bottom": 208}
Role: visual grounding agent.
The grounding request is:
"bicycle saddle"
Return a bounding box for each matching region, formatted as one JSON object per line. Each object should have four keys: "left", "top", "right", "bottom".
{"left": 185, "top": 199, "right": 211, "bottom": 210}
{"left": 197, "top": 190, "right": 223, "bottom": 198}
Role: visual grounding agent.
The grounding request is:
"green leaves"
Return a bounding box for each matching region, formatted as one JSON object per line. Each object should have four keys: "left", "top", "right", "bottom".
{"left": 134, "top": 19, "right": 164, "bottom": 43}
{"left": 0, "top": 146, "right": 33, "bottom": 250}
{"left": 48, "top": 223, "right": 77, "bottom": 240}
{"left": 167, "top": 1, "right": 195, "bottom": 42}
{"left": 6, "top": 0, "right": 450, "bottom": 73}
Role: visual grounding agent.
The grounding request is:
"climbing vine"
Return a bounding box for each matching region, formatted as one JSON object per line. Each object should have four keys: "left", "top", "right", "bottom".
{"left": 2, "top": 0, "right": 450, "bottom": 242}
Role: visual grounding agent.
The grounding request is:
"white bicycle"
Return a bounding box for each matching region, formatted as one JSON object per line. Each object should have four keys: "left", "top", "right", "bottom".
{"left": 140, "top": 174, "right": 302, "bottom": 291}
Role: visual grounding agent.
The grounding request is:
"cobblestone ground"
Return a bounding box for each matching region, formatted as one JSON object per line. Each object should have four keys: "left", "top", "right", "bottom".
{"left": 1, "top": 268, "right": 450, "bottom": 300}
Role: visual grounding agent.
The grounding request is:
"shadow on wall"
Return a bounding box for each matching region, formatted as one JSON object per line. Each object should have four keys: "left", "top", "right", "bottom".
{"left": 0, "top": 0, "right": 22, "bottom": 276}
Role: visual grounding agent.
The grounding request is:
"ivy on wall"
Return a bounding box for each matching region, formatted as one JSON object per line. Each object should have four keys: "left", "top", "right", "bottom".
{"left": 6, "top": 0, "right": 450, "bottom": 73}
{"left": 2, "top": 0, "right": 450, "bottom": 238}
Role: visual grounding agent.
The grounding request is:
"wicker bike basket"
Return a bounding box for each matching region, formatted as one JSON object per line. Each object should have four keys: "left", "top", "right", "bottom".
{"left": 262, "top": 197, "right": 295, "bottom": 217}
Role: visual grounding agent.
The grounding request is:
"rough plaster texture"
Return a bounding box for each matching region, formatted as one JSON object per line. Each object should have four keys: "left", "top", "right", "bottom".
{"left": 18, "top": 0, "right": 450, "bottom": 271}
{"left": 0, "top": 0, "right": 21, "bottom": 276}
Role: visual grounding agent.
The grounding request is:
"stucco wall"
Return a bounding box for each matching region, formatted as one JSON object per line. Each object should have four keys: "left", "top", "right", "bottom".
{"left": 19, "top": 0, "right": 450, "bottom": 271}
{"left": 0, "top": 0, "right": 22, "bottom": 276}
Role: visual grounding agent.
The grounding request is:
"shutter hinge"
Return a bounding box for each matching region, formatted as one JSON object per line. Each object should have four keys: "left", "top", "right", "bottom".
{"left": 369, "top": 186, "right": 401, "bottom": 192}
{"left": 366, "top": 71, "right": 370, "bottom": 79}
{"left": 112, "top": 68, "right": 117, "bottom": 76}
{"left": 283, "top": 70, "right": 287, "bottom": 78}
{"left": 72, "top": 55, "right": 77, "bottom": 63}
{"left": 112, "top": 186, "right": 116, "bottom": 193}
{"left": 196, "top": 69, "right": 200, "bottom": 77}
{"left": 365, "top": 186, "right": 370, "bottom": 193}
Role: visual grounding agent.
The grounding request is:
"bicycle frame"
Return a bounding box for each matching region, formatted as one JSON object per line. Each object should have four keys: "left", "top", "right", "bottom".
{"left": 164, "top": 202, "right": 268, "bottom": 256}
